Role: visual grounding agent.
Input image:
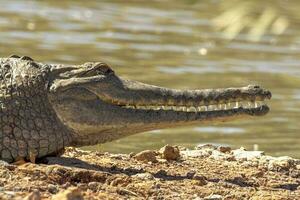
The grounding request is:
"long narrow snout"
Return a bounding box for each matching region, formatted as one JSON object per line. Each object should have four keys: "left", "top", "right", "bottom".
{"left": 86, "top": 76, "right": 271, "bottom": 115}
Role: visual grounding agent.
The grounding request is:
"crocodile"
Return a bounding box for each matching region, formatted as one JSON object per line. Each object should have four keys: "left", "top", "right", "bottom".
{"left": 0, "top": 55, "right": 271, "bottom": 163}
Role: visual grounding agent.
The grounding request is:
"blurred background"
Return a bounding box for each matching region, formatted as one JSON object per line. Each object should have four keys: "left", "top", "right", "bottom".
{"left": 0, "top": 0, "right": 299, "bottom": 157}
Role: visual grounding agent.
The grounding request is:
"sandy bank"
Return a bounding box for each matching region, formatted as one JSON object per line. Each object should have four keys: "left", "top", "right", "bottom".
{"left": 0, "top": 144, "right": 299, "bottom": 199}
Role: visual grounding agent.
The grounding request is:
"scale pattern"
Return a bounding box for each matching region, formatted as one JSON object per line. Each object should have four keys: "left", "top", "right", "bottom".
{"left": 0, "top": 56, "right": 73, "bottom": 162}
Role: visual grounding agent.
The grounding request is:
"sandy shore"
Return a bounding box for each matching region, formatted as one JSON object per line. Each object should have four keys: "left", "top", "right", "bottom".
{"left": 0, "top": 144, "right": 299, "bottom": 200}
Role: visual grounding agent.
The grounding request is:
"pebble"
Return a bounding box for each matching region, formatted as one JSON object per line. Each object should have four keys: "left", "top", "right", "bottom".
{"left": 24, "top": 189, "right": 41, "bottom": 200}
{"left": 268, "top": 156, "right": 295, "bottom": 171}
{"left": 191, "top": 179, "right": 206, "bottom": 186}
{"left": 159, "top": 145, "right": 180, "bottom": 161}
{"left": 0, "top": 160, "right": 10, "bottom": 166}
{"left": 232, "top": 148, "right": 264, "bottom": 161}
{"left": 195, "top": 144, "right": 217, "bottom": 150}
{"left": 76, "top": 183, "right": 87, "bottom": 190}
{"left": 192, "top": 174, "right": 207, "bottom": 186}
{"left": 133, "top": 150, "right": 158, "bottom": 163}
{"left": 132, "top": 172, "right": 154, "bottom": 180}
{"left": 51, "top": 187, "right": 83, "bottom": 200}
{"left": 0, "top": 161, "right": 16, "bottom": 170}
{"left": 3, "top": 191, "right": 16, "bottom": 199}
{"left": 217, "top": 146, "right": 231, "bottom": 153}
{"left": 203, "top": 194, "right": 223, "bottom": 200}
{"left": 129, "top": 152, "right": 136, "bottom": 158}
{"left": 110, "top": 177, "right": 129, "bottom": 186}
{"left": 186, "top": 171, "right": 196, "bottom": 179}
{"left": 109, "top": 154, "right": 126, "bottom": 160}
{"left": 88, "top": 182, "right": 98, "bottom": 191}
{"left": 210, "top": 150, "right": 235, "bottom": 161}
{"left": 181, "top": 150, "right": 211, "bottom": 158}
{"left": 61, "top": 182, "right": 71, "bottom": 189}
{"left": 48, "top": 184, "right": 58, "bottom": 194}
{"left": 241, "top": 160, "right": 259, "bottom": 168}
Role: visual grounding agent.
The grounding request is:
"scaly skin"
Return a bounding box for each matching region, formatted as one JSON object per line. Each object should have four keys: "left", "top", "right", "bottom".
{"left": 0, "top": 55, "right": 271, "bottom": 162}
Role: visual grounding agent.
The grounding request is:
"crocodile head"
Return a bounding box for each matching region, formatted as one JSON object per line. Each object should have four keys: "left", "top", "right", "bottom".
{"left": 48, "top": 62, "right": 271, "bottom": 146}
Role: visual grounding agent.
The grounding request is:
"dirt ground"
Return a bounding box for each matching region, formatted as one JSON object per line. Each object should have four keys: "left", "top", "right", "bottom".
{"left": 0, "top": 144, "right": 299, "bottom": 200}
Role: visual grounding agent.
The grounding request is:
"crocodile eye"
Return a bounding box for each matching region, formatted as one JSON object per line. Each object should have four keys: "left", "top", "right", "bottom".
{"left": 94, "top": 63, "right": 114, "bottom": 75}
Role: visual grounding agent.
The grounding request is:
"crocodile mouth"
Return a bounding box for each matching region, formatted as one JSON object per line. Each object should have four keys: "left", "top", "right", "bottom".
{"left": 93, "top": 82, "right": 271, "bottom": 117}
{"left": 104, "top": 98, "right": 270, "bottom": 117}
{"left": 121, "top": 100, "right": 268, "bottom": 113}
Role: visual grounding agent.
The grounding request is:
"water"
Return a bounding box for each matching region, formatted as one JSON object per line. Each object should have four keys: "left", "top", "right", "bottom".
{"left": 0, "top": 0, "right": 299, "bottom": 158}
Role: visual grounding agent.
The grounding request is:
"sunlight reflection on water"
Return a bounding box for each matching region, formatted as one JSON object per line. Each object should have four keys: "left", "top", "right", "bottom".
{"left": 194, "top": 127, "right": 245, "bottom": 134}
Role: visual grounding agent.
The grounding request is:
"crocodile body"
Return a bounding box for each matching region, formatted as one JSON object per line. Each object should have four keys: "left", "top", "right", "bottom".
{"left": 0, "top": 56, "right": 73, "bottom": 162}
{"left": 0, "top": 55, "right": 271, "bottom": 162}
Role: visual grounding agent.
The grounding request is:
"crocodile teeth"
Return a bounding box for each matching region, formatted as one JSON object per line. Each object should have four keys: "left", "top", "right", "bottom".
{"left": 235, "top": 102, "right": 239, "bottom": 108}
{"left": 187, "top": 107, "right": 197, "bottom": 112}
{"left": 122, "top": 100, "right": 266, "bottom": 112}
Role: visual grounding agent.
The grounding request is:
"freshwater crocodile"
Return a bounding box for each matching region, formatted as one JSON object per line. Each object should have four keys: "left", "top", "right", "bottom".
{"left": 0, "top": 55, "right": 271, "bottom": 163}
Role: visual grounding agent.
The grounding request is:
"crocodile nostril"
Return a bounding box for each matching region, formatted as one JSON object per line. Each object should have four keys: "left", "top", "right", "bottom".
{"left": 103, "top": 67, "right": 114, "bottom": 74}
{"left": 248, "top": 85, "right": 260, "bottom": 89}
{"left": 20, "top": 56, "right": 34, "bottom": 61}
{"left": 9, "top": 54, "right": 20, "bottom": 58}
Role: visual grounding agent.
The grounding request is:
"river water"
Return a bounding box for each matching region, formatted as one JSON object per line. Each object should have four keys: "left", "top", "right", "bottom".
{"left": 0, "top": 0, "right": 299, "bottom": 157}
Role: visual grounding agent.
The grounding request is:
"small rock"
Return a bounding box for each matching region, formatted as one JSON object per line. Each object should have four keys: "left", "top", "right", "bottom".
{"left": 3, "top": 191, "right": 16, "bottom": 199}
{"left": 0, "top": 161, "right": 16, "bottom": 170}
{"left": 241, "top": 161, "right": 258, "bottom": 168}
{"left": 186, "top": 171, "right": 196, "bottom": 179}
{"left": 61, "top": 182, "right": 71, "bottom": 189}
{"left": 157, "top": 158, "right": 168, "bottom": 163}
{"left": 132, "top": 172, "right": 154, "bottom": 180}
{"left": 209, "top": 150, "right": 224, "bottom": 159}
{"left": 129, "top": 152, "right": 136, "bottom": 158}
{"left": 251, "top": 170, "right": 264, "bottom": 178}
{"left": 76, "top": 183, "right": 87, "bottom": 190}
{"left": 159, "top": 145, "right": 180, "bottom": 161}
{"left": 217, "top": 146, "right": 231, "bottom": 153}
{"left": 133, "top": 150, "right": 157, "bottom": 163}
{"left": 232, "top": 148, "right": 264, "bottom": 161}
{"left": 109, "top": 154, "right": 125, "bottom": 160}
{"left": 268, "top": 156, "right": 295, "bottom": 171}
{"left": 203, "top": 194, "right": 223, "bottom": 200}
{"left": 14, "top": 186, "right": 22, "bottom": 191}
{"left": 0, "top": 160, "right": 10, "bottom": 166}
{"left": 110, "top": 177, "right": 130, "bottom": 186}
{"left": 177, "top": 146, "right": 188, "bottom": 151}
{"left": 24, "top": 190, "right": 41, "bottom": 200}
{"left": 192, "top": 174, "right": 207, "bottom": 186}
{"left": 48, "top": 184, "right": 58, "bottom": 194}
{"left": 52, "top": 187, "right": 83, "bottom": 200}
{"left": 88, "top": 182, "right": 99, "bottom": 191}
{"left": 181, "top": 150, "right": 211, "bottom": 158}
{"left": 156, "top": 169, "right": 168, "bottom": 177}
{"left": 191, "top": 179, "right": 207, "bottom": 186}
{"left": 117, "top": 188, "right": 138, "bottom": 197}
{"left": 195, "top": 144, "right": 217, "bottom": 150}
